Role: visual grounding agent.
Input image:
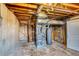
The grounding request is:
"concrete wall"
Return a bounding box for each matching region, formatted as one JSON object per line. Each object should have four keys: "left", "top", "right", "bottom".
{"left": 0, "top": 4, "right": 19, "bottom": 55}
{"left": 67, "top": 15, "right": 79, "bottom": 51}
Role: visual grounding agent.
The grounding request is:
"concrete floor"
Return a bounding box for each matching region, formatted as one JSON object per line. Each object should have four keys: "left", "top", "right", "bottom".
{"left": 9, "top": 41, "right": 79, "bottom": 56}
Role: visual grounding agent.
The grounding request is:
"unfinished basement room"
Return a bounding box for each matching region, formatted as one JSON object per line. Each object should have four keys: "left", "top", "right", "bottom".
{"left": 0, "top": 3, "right": 79, "bottom": 56}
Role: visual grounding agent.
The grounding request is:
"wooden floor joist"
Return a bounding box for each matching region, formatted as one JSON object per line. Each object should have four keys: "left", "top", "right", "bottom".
{"left": 6, "top": 4, "right": 38, "bottom": 11}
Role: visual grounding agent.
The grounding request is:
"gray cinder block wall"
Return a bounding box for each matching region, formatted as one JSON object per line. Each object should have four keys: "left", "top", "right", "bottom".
{"left": 0, "top": 4, "right": 19, "bottom": 55}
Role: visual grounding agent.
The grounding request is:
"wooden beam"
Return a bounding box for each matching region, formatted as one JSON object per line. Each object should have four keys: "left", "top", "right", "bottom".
{"left": 14, "top": 12, "right": 34, "bottom": 16}
{"left": 10, "top": 9, "right": 36, "bottom": 16}
{"left": 6, "top": 4, "right": 37, "bottom": 10}
{"left": 19, "top": 19, "right": 28, "bottom": 21}
{"left": 15, "top": 15, "right": 31, "bottom": 18}
{"left": 42, "top": 9, "right": 69, "bottom": 16}
{"left": 63, "top": 3, "right": 79, "bottom": 9}
{"left": 47, "top": 13, "right": 66, "bottom": 16}
{"left": 47, "top": 13, "right": 67, "bottom": 18}
{"left": 16, "top": 16, "right": 31, "bottom": 20}
{"left": 6, "top": 5, "right": 36, "bottom": 12}
{"left": 28, "top": 3, "right": 40, "bottom": 6}
{"left": 17, "top": 16, "right": 30, "bottom": 19}
{"left": 6, "top": 6, "right": 36, "bottom": 15}
{"left": 18, "top": 19, "right": 30, "bottom": 22}
{"left": 14, "top": 13, "right": 32, "bottom": 17}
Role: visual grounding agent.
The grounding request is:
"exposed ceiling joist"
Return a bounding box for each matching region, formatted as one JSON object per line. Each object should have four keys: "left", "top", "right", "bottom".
{"left": 14, "top": 12, "right": 32, "bottom": 17}
{"left": 47, "top": 12, "right": 67, "bottom": 16}
{"left": 8, "top": 9, "right": 35, "bottom": 15}
{"left": 55, "top": 8, "right": 79, "bottom": 14}
{"left": 6, "top": 4, "right": 38, "bottom": 10}
{"left": 6, "top": 7, "right": 36, "bottom": 14}
{"left": 62, "top": 3, "right": 79, "bottom": 9}
{"left": 15, "top": 15, "right": 31, "bottom": 19}
{"left": 17, "top": 16, "right": 30, "bottom": 19}
{"left": 42, "top": 9, "right": 70, "bottom": 16}
{"left": 6, "top": 5, "right": 36, "bottom": 12}
{"left": 5, "top": 3, "right": 79, "bottom": 24}
{"left": 19, "top": 19, "right": 29, "bottom": 21}
{"left": 15, "top": 15, "right": 31, "bottom": 18}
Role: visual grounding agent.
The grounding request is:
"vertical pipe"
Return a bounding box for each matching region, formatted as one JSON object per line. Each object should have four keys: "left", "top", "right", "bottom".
{"left": 27, "top": 20, "right": 29, "bottom": 42}
{"left": 63, "top": 19, "right": 67, "bottom": 48}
